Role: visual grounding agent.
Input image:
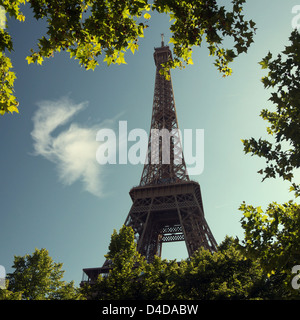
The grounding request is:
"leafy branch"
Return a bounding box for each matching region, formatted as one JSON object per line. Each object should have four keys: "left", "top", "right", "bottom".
{"left": 0, "top": 0, "right": 256, "bottom": 115}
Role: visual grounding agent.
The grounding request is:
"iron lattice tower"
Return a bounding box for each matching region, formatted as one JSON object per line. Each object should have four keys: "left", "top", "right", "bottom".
{"left": 125, "top": 39, "right": 217, "bottom": 262}
{"left": 81, "top": 37, "right": 217, "bottom": 284}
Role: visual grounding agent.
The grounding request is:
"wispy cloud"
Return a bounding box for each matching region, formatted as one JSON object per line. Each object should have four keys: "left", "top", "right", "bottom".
{"left": 31, "top": 96, "right": 107, "bottom": 197}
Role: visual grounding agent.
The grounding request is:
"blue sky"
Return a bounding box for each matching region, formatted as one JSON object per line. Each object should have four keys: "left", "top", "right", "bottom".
{"left": 1, "top": 1, "right": 300, "bottom": 286}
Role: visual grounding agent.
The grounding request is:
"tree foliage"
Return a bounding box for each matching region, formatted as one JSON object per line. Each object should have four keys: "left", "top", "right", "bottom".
{"left": 239, "top": 201, "right": 300, "bottom": 299}
{"left": 85, "top": 226, "right": 269, "bottom": 300}
{"left": 2, "top": 222, "right": 300, "bottom": 300}
{"left": 239, "top": 30, "right": 300, "bottom": 299}
{"left": 0, "top": 0, "right": 25, "bottom": 115}
{"left": 242, "top": 30, "right": 300, "bottom": 197}
{"left": 87, "top": 226, "right": 146, "bottom": 300}
{"left": 0, "top": 286, "right": 22, "bottom": 300}
{"left": 0, "top": 0, "right": 256, "bottom": 115}
{"left": 4, "top": 248, "right": 84, "bottom": 300}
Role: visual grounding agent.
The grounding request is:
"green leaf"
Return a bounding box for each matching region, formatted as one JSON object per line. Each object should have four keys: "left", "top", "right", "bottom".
{"left": 104, "top": 55, "right": 113, "bottom": 66}
{"left": 26, "top": 56, "right": 34, "bottom": 64}
{"left": 37, "top": 55, "right": 43, "bottom": 65}
{"left": 128, "top": 42, "right": 138, "bottom": 55}
{"left": 116, "top": 52, "right": 126, "bottom": 65}
{"left": 187, "top": 58, "right": 193, "bottom": 65}
{"left": 257, "top": 206, "right": 263, "bottom": 214}
{"left": 144, "top": 13, "right": 151, "bottom": 20}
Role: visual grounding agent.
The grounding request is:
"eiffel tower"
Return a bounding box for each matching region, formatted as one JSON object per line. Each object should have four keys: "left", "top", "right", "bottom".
{"left": 81, "top": 36, "right": 217, "bottom": 285}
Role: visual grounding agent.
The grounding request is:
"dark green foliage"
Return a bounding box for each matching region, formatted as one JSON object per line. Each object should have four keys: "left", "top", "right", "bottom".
{"left": 3, "top": 248, "right": 84, "bottom": 300}
{"left": 86, "top": 227, "right": 270, "bottom": 300}
{"left": 240, "top": 29, "right": 300, "bottom": 299}
{"left": 242, "top": 30, "right": 300, "bottom": 197}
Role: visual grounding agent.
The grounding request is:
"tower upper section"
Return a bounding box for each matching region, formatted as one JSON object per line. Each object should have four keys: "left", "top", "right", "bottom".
{"left": 139, "top": 39, "right": 189, "bottom": 186}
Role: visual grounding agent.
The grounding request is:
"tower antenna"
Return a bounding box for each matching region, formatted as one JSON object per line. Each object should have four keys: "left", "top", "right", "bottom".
{"left": 161, "top": 33, "right": 164, "bottom": 47}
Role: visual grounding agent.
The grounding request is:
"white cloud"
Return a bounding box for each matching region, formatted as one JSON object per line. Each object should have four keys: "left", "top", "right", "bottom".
{"left": 31, "top": 97, "right": 107, "bottom": 197}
